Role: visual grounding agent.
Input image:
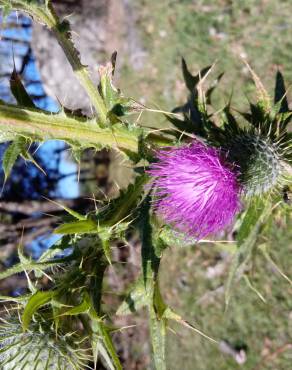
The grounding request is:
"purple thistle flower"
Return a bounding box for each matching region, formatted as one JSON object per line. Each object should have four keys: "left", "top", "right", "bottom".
{"left": 149, "top": 141, "right": 240, "bottom": 239}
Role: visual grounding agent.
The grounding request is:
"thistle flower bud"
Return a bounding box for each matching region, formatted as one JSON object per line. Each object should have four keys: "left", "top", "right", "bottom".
{"left": 0, "top": 315, "right": 90, "bottom": 370}
{"left": 149, "top": 141, "right": 240, "bottom": 239}
{"left": 226, "top": 132, "right": 289, "bottom": 197}
{"left": 227, "top": 133, "right": 282, "bottom": 196}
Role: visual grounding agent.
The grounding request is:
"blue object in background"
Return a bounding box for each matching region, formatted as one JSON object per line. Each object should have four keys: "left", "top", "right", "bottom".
{"left": 0, "top": 11, "right": 80, "bottom": 257}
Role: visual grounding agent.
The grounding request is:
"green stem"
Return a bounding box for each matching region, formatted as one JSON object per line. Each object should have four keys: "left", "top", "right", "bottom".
{"left": 0, "top": 103, "right": 139, "bottom": 153}
{"left": 3, "top": 1, "right": 108, "bottom": 125}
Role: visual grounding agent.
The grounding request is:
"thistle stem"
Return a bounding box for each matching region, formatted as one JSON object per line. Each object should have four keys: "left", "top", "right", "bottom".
{"left": 0, "top": 103, "right": 139, "bottom": 153}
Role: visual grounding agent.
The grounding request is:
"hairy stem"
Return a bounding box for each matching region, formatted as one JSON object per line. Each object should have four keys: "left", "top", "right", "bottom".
{"left": 0, "top": 103, "right": 140, "bottom": 153}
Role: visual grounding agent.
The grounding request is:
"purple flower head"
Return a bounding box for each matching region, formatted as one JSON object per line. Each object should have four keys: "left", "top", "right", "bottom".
{"left": 149, "top": 141, "right": 240, "bottom": 240}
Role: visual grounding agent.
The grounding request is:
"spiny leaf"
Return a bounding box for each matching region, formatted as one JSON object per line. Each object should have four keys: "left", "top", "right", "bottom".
{"left": 157, "top": 226, "right": 195, "bottom": 248}
{"left": 243, "top": 274, "right": 266, "bottom": 303}
{"left": 0, "top": 253, "right": 72, "bottom": 281}
{"left": 93, "top": 340, "right": 115, "bottom": 370}
{"left": 166, "top": 113, "right": 196, "bottom": 134}
{"left": 60, "top": 292, "right": 91, "bottom": 316}
{"left": 99, "top": 62, "right": 120, "bottom": 111}
{"left": 274, "top": 70, "right": 289, "bottom": 113}
{"left": 236, "top": 198, "right": 268, "bottom": 244}
{"left": 163, "top": 307, "right": 218, "bottom": 343}
{"left": 182, "top": 58, "right": 211, "bottom": 92}
{"left": 2, "top": 137, "right": 26, "bottom": 182}
{"left": 38, "top": 235, "right": 72, "bottom": 262}
{"left": 98, "top": 174, "right": 148, "bottom": 226}
{"left": 182, "top": 57, "right": 197, "bottom": 92}
{"left": 136, "top": 198, "right": 168, "bottom": 370}
{"left": 54, "top": 219, "right": 98, "bottom": 235}
{"left": 2, "top": 135, "right": 46, "bottom": 181}
{"left": 22, "top": 290, "right": 57, "bottom": 331}
{"left": 137, "top": 197, "right": 160, "bottom": 287}
{"left": 225, "top": 198, "right": 271, "bottom": 307}
{"left": 0, "top": 294, "right": 30, "bottom": 303}
{"left": 260, "top": 244, "right": 292, "bottom": 285}
{"left": 244, "top": 60, "right": 271, "bottom": 110}
{"left": 100, "top": 237, "right": 112, "bottom": 265}
{"left": 21, "top": 149, "right": 46, "bottom": 175}
{"left": 98, "top": 322, "right": 122, "bottom": 370}
{"left": 249, "top": 102, "right": 266, "bottom": 127}
{"left": 10, "top": 67, "right": 36, "bottom": 108}
{"left": 117, "top": 275, "right": 150, "bottom": 315}
{"left": 153, "top": 282, "right": 167, "bottom": 318}
{"left": 205, "top": 72, "right": 224, "bottom": 105}
{"left": 90, "top": 312, "right": 122, "bottom": 370}
{"left": 43, "top": 197, "right": 86, "bottom": 221}
{"left": 149, "top": 304, "right": 167, "bottom": 370}
{"left": 222, "top": 103, "right": 239, "bottom": 133}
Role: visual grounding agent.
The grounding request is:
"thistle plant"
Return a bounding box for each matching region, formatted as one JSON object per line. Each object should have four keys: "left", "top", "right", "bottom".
{"left": 0, "top": 1, "right": 291, "bottom": 370}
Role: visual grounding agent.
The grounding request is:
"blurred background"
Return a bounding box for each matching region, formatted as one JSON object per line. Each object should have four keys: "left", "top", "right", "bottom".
{"left": 0, "top": 1, "right": 291, "bottom": 369}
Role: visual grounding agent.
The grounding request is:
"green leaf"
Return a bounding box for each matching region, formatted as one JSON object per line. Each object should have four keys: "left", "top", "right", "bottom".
{"left": 205, "top": 72, "right": 224, "bottom": 105}
{"left": 259, "top": 244, "right": 292, "bottom": 286}
{"left": 181, "top": 58, "right": 211, "bottom": 92}
{"left": 236, "top": 198, "right": 267, "bottom": 245}
{"left": 54, "top": 219, "right": 97, "bottom": 234}
{"left": 0, "top": 294, "right": 30, "bottom": 303}
{"left": 157, "top": 226, "right": 195, "bottom": 248}
{"left": 99, "top": 61, "right": 119, "bottom": 111}
{"left": 2, "top": 137, "right": 26, "bottom": 181}
{"left": 98, "top": 174, "right": 148, "bottom": 227}
{"left": 165, "top": 113, "right": 197, "bottom": 135}
{"left": 2, "top": 134, "right": 46, "bottom": 179}
{"left": 10, "top": 67, "right": 36, "bottom": 108}
{"left": 0, "top": 262, "right": 29, "bottom": 281}
{"left": 100, "top": 237, "right": 112, "bottom": 265}
{"left": 153, "top": 282, "right": 167, "bottom": 318}
{"left": 38, "top": 235, "right": 72, "bottom": 262}
{"left": 274, "top": 70, "right": 289, "bottom": 113}
{"left": 225, "top": 198, "right": 271, "bottom": 306}
{"left": 244, "top": 60, "right": 271, "bottom": 111}
{"left": 42, "top": 197, "right": 86, "bottom": 221}
{"left": 98, "top": 322, "right": 122, "bottom": 370}
{"left": 248, "top": 102, "right": 267, "bottom": 128}
{"left": 149, "top": 304, "right": 167, "bottom": 370}
{"left": 93, "top": 339, "right": 115, "bottom": 370}
{"left": 163, "top": 307, "right": 217, "bottom": 343}
{"left": 61, "top": 292, "right": 91, "bottom": 316}
{"left": 136, "top": 198, "right": 168, "bottom": 370}
{"left": 90, "top": 312, "right": 122, "bottom": 370}
{"left": 138, "top": 197, "right": 160, "bottom": 287}
{"left": 117, "top": 275, "right": 150, "bottom": 315}
{"left": 0, "top": 256, "right": 69, "bottom": 281}
{"left": 22, "top": 290, "right": 56, "bottom": 331}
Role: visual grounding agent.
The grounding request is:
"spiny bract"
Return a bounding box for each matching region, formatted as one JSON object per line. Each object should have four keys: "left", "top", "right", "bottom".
{"left": 0, "top": 315, "right": 91, "bottom": 370}
{"left": 226, "top": 132, "right": 285, "bottom": 196}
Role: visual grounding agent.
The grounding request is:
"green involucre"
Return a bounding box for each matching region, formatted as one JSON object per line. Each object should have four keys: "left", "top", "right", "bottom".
{"left": 0, "top": 315, "right": 91, "bottom": 370}
{"left": 227, "top": 132, "right": 286, "bottom": 196}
